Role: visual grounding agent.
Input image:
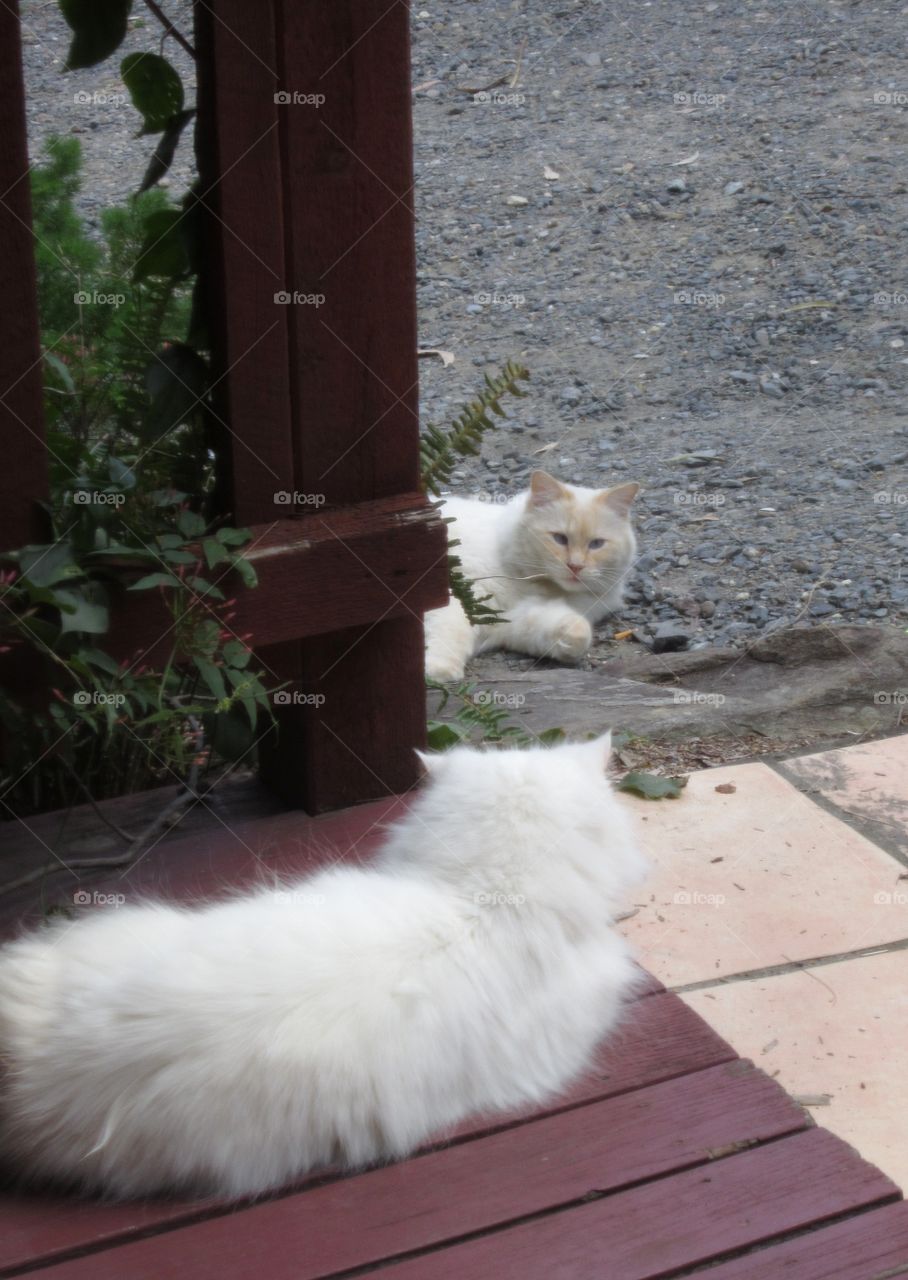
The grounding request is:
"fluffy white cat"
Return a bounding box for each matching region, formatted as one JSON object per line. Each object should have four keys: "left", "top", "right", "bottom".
{"left": 425, "top": 469, "right": 640, "bottom": 682}
{"left": 0, "top": 735, "right": 644, "bottom": 1200}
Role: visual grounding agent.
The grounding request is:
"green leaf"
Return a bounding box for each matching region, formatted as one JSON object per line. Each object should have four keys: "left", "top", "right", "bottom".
{"left": 176, "top": 507, "right": 206, "bottom": 539}
{"left": 129, "top": 688, "right": 155, "bottom": 713}
{"left": 55, "top": 589, "right": 109, "bottom": 635}
{"left": 143, "top": 343, "right": 208, "bottom": 440}
{"left": 617, "top": 771, "right": 688, "bottom": 801}
{"left": 232, "top": 557, "right": 258, "bottom": 589}
{"left": 107, "top": 456, "right": 136, "bottom": 490}
{"left": 18, "top": 615, "right": 60, "bottom": 647}
{"left": 81, "top": 647, "right": 121, "bottom": 676}
{"left": 195, "top": 657, "right": 227, "bottom": 702}
{"left": 215, "top": 526, "right": 252, "bottom": 547}
{"left": 237, "top": 691, "right": 259, "bottom": 729}
{"left": 44, "top": 351, "right": 76, "bottom": 394}
{"left": 187, "top": 577, "right": 225, "bottom": 601}
{"left": 61, "top": 0, "right": 131, "bottom": 70}
{"left": 21, "top": 583, "right": 65, "bottom": 608}
{"left": 120, "top": 52, "right": 184, "bottom": 134}
{"left": 17, "top": 541, "right": 80, "bottom": 588}
{"left": 138, "top": 108, "right": 195, "bottom": 192}
{"left": 148, "top": 488, "right": 189, "bottom": 507}
{"left": 127, "top": 571, "right": 180, "bottom": 591}
{"left": 133, "top": 209, "right": 190, "bottom": 282}
{"left": 537, "top": 727, "right": 566, "bottom": 746}
{"left": 222, "top": 638, "right": 251, "bottom": 669}
{"left": 202, "top": 537, "right": 229, "bottom": 571}
{"left": 91, "top": 543, "right": 153, "bottom": 561}
{"left": 193, "top": 618, "right": 221, "bottom": 651}
{"left": 425, "top": 722, "right": 468, "bottom": 751}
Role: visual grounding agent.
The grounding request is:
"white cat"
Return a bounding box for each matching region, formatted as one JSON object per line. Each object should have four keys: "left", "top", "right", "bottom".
{"left": 425, "top": 470, "right": 640, "bottom": 682}
{"left": 0, "top": 735, "right": 644, "bottom": 1201}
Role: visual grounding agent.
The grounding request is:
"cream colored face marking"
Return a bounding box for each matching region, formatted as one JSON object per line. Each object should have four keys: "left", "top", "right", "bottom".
{"left": 525, "top": 472, "right": 640, "bottom": 591}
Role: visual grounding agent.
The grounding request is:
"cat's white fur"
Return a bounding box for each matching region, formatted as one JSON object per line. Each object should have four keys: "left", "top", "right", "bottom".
{"left": 0, "top": 735, "right": 644, "bottom": 1200}
{"left": 425, "top": 470, "right": 640, "bottom": 681}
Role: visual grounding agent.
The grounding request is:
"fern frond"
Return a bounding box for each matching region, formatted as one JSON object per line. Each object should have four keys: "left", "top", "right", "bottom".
{"left": 421, "top": 361, "right": 529, "bottom": 626}
{"left": 448, "top": 556, "right": 502, "bottom": 626}
{"left": 426, "top": 680, "right": 565, "bottom": 750}
{"left": 420, "top": 359, "right": 529, "bottom": 497}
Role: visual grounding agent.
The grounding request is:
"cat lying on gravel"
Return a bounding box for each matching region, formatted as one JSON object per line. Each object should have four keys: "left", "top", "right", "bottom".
{"left": 425, "top": 469, "right": 640, "bottom": 681}
{"left": 0, "top": 734, "right": 644, "bottom": 1200}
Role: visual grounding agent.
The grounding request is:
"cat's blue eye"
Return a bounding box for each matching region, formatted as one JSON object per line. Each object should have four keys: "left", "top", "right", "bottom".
{"left": 550, "top": 532, "right": 569, "bottom": 546}
{"left": 588, "top": 538, "right": 605, "bottom": 550}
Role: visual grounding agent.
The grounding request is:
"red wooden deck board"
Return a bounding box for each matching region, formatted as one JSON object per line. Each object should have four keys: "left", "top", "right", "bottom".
{"left": 630, "top": 968, "right": 664, "bottom": 997}
{"left": 2, "top": 801, "right": 902, "bottom": 1280}
{"left": 348, "top": 1128, "right": 899, "bottom": 1280}
{"left": 686, "top": 1199, "right": 908, "bottom": 1280}
{"left": 0, "top": 993, "right": 726, "bottom": 1276}
{"left": 0, "top": 793, "right": 410, "bottom": 940}
{"left": 14, "top": 1061, "right": 807, "bottom": 1280}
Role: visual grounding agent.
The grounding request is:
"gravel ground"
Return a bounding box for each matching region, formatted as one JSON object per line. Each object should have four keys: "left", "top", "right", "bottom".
{"left": 411, "top": 0, "right": 908, "bottom": 655}
{"left": 20, "top": 0, "right": 196, "bottom": 232}
{"left": 20, "top": 0, "right": 908, "bottom": 655}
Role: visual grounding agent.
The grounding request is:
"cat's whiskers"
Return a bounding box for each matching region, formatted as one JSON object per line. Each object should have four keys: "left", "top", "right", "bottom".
{"left": 470, "top": 571, "right": 548, "bottom": 584}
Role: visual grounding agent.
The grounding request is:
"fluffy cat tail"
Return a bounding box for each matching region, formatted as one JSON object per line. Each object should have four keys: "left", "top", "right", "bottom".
{"left": 0, "top": 932, "right": 61, "bottom": 1060}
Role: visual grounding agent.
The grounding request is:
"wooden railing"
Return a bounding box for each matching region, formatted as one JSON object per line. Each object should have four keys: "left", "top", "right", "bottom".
{"left": 0, "top": 0, "right": 448, "bottom": 814}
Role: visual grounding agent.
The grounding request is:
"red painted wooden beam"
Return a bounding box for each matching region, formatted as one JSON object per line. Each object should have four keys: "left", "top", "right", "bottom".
{"left": 105, "top": 495, "right": 448, "bottom": 663}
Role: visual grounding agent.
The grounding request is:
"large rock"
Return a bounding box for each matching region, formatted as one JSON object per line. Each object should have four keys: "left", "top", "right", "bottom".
{"left": 431, "top": 626, "right": 908, "bottom": 747}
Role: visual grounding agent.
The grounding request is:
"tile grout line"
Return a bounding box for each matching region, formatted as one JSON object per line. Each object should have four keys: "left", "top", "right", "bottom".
{"left": 770, "top": 756, "right": 908, "bottom": 872}
{"left": 669, "top": 934, "right": 908, "bottom": 996}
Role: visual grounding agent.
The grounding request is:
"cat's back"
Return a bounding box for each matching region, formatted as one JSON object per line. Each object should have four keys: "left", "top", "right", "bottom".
{"left": 0, "top": 869, "right": 461, "bottom": 1051}
{"left": 439, "top": 493, "right": 520, "bottom": 576}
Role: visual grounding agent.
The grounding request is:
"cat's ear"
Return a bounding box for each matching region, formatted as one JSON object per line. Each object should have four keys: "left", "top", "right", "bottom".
{"left": 598, "top": 482, "right": 640, "bottom": 517}
{"left": 528, "top": 470, "right": 568, "bottom": 508}
{"left": 415, "top": 749, "right": 443, "bottom": 779}
{"left": 580, "top": 731, "right": 612, "bottom": 772}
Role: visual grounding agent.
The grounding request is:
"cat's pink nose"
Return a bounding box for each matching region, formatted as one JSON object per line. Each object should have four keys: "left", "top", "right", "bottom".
{"left": 567, "top": 563, "right": 584, "bottom": 577}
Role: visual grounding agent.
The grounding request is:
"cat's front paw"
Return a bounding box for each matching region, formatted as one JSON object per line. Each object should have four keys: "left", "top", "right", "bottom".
{"left": 551, "top": 615, "right": 592, "bottom": 663}
{"left": 425, "top": 655, "right": 466, "bottom": 683}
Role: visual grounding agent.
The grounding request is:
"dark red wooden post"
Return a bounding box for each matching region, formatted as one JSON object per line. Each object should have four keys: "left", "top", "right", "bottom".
{"left": 0, "top": 0, "right": 52, "bottom": 763}
{"left": 196, "top": 0, "right": 447, "bottom": 811}
{"left": 277, "top": 0, "right": 432, "bottom": 809}
{"left": 0, "top": 0, "right": 49, "bottom": 552}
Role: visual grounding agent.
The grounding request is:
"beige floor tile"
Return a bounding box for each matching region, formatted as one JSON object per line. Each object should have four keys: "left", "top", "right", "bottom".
{"left": 618, "top": 761, "right": 906, "bottom": 986}
{"left": 682, "top": 949, "right": 908, "bottom": 1192}
{"left": 783, "top": 734, "right": 908, "bottom": 863}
